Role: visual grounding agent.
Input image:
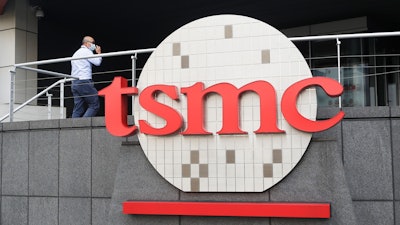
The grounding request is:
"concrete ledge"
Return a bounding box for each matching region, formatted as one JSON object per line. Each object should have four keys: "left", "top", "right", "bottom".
{"left": 2, "top": 116, "right": 133, "bottom": 131}
{"left": 391, "top": 107, "right": 400, "bottom": 117}
{"left": 317, "top": 107, "right": 342, "bottom": 119}
{"left": 60, "top": 116, "right": 133, "bottom": 128}
{"left": 318, "top": 106, "right": 391, "bottom": 119}
{"left": 91, "top": 117, "right": 106, "bottom": 127}
{"left": 60, "top": 117, "right": 91, "bottom": 128}
{"left": 30, "top": 119, "right": 60, "bottom": 130}
{"left": 2, "top": 121, "right": 30, "bottom": 131}
{"left": 343, "top": 106, "right": 390, "bottom": 118}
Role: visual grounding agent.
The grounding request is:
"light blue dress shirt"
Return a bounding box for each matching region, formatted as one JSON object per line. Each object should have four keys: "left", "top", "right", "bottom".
{"left": 71, "top": 45, "right": 102, "bottom": 80}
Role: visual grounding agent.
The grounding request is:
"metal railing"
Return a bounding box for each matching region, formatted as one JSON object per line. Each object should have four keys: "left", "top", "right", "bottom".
{"left": 0, "top": 48, "right": 155, "bottom": 122}
{"left": 1, "top": 31, "right": 400, "bottom": 122}
{"left": 290, "top": 31, "right": 400, "bottom": 108}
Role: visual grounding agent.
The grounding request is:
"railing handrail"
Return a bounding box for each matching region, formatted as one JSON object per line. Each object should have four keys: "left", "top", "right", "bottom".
{"left": 14, "top": 48, "right": 156, "bottom": 68}
{"left": 18, "top": 65, "right": 76, "bottom": 79}
{"left": 289, "top": 31, "right": 400, "bottom": 41}
{"left": 0, "top": 78, "right": 75, "bottom": 122}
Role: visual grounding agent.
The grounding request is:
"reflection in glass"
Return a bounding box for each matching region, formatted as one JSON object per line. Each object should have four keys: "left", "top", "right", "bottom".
{"left": 299, "top": 37, "right": 400, "bottom": 107}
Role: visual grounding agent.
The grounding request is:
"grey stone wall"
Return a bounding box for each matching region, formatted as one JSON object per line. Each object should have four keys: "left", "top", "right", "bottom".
{"left": 0, "top": 107, "right": 399, "bottom": 224}
{"left": 0, "top": 117, "right": 124, "bottom": 225}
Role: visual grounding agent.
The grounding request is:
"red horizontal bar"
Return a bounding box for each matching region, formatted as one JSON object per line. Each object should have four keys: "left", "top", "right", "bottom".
{"left": 123, "top": 201, "right": 330, "bottom": 218}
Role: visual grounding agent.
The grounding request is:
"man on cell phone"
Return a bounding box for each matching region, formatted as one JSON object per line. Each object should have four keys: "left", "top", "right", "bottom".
{"left": 71, "top": 36, "right": 102, "bottom": 118}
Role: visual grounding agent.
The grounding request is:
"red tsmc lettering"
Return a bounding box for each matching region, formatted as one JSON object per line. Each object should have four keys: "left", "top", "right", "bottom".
{"left": 138, "top": 85, "right": 183, "bottom": 135}
{"left": 99, "top": 76, "right": 344, "bottom": 137}
{"left": 181, "top": 81, "right": 284, "bottom": 135}
{"left": 98, "top": 77, "right": 138, "bottom": 137}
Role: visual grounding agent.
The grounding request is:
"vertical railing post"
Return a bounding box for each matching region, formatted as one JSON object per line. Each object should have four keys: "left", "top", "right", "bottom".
{"left": 60, "top": 78, "right": 65, "bottom": 119}
{"left": 9, "top": 69, "right": 16, "bottom": 122}
{"left": 336, "top": 38, "right": 342, "bottom": 109}
{"left": 46, "top": 92, "right": 53, "bottom": 119}
{"left": 131, "top": 53, "right": 138, "bottom": 114}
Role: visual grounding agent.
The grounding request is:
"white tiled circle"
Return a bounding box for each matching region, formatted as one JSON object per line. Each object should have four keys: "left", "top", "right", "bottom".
{"left": 134, "top": 15, "right": 316, "bottom": 192}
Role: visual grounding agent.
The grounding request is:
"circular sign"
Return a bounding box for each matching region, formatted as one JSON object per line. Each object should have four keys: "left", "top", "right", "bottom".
{"left": 134, "top": 15, "right": 316, "bottom": 192}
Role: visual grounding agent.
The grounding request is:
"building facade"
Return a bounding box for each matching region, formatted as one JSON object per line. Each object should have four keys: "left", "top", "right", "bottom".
{"left": 0, "top": 107, "right": 399, "bottom": 224}
{"left": 0, "top": 1, "right": 400, "bottom": 224}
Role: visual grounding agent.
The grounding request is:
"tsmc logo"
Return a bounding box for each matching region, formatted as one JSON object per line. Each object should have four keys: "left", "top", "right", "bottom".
{"left": 100, "top": 77, "right": 343, "bottom": 137}
{"left": 100, "top": 15, "right": 344, "bottom": 195}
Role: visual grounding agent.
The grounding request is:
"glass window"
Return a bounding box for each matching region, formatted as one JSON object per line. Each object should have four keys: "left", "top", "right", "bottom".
{"left": 306, "top": 36, "right": 400, "bottom": 107}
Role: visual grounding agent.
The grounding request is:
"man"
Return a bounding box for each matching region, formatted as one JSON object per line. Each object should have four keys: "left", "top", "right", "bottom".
{"left": 71, "top": 36, "right": 102, "bottom": 117}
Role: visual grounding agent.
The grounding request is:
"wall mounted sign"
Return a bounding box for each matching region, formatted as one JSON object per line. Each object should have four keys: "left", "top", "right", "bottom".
{"left": 99, "top": 14, "right": 344, "bottom": 218}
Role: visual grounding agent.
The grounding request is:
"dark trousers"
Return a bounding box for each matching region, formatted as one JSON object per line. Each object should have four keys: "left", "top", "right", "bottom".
{"left": 71, "top": 79, "right": 99, "bottom": 118}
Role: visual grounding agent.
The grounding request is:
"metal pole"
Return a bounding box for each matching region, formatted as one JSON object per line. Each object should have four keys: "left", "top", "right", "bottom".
{"left": 18, "top": 66, "right": 77, "bottom": 79}
{"left": 9, "top": 69, "right": 16, "bottom": 122}
{"left": 60, "top": 78, "right": 65, "bottom": 119}
{"left": 131, "top": 53, "right": 137, "bottom": 114}
{"left": 336, "top": 38, "right": 342, "bottom": 109}
{"left": 46, "top": 92, "right": 52, "bottom": 119}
